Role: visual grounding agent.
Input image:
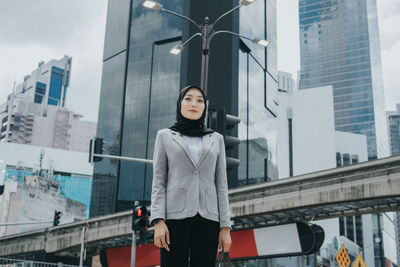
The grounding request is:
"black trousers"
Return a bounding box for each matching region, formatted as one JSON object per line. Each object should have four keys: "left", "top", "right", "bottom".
{"left": 160, "top": 213, "right": 220, "bottom": 267}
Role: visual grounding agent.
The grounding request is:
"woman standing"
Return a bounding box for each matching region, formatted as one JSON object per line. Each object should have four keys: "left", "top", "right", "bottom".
{"left": 150, "top": 85, "right": 231, "bottom": 267}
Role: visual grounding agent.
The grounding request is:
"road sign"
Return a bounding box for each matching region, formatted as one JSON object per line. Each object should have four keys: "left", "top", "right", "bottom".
{"left": 336, "top": 245, "right": 351, "bottom": 267}
{"left": 351, "top": 254, "right": 366, "bottom": 267}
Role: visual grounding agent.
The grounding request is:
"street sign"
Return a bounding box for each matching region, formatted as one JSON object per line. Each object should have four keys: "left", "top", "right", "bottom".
{"left": 351, "top": 254, "right": 366, "bottom": 267}
{"left": 336, "top": 245, "right": 351, "bottom": 267}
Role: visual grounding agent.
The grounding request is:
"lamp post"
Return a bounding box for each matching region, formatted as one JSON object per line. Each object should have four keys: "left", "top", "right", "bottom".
{"left": 142, "top": 0, "right": 269, "bottom": 95}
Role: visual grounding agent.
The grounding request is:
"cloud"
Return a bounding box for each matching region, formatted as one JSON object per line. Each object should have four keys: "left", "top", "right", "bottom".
{"left": 0, "top": 0, "right": 102, "bottom": 47}
{"left": 382, "top": 40, "right": 400, "bottom": 111}
{"left": 0, "top": 0, "right": 107, "bottom": 122}
{"left": 377, "top": 0, "right": 400, "bottom": 18}
{"left": 377, "top": 0, "right": 400, "bottom": 110}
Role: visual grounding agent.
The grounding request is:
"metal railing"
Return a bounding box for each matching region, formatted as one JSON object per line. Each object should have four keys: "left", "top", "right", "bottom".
{"left": 0, "top": 258, "right": 84, "bottom": 267}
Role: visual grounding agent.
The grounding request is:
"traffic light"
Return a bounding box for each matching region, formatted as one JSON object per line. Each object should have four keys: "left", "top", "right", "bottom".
{"left": 309, "top": 224, "right": 325, "bottom": 253}
{"left": 53, "top": 210, "right": 62, "bottom": 226}
{"left": 132, "top": 206, "right": 149, "bottom": 231}
{"left": 89, "top": 137, "right": 105, "bottom": 163}
{"left": 209, "top": 109, "right": 241, "bottom": 169}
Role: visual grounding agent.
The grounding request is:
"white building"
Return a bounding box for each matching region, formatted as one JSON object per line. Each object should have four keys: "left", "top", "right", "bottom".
{"left": 387, "top": 104, "right": 400, "bottom": 156}
{"left": 0, "top": 176, "right": 86, "bottom": 237}
{"left": 0, "top": 56, "right": 96, "bottom": 152}
{"left": 11, "top": 55, "right": 71, "bottom": 111}
{"left": 278, "top": 71, "right": 295, "bottom": 93}
{"left": 276, "top": 81, "right": 375, "bottom": 265}
{"left": 0, "top": 142, "right": 93, "bottom": 219}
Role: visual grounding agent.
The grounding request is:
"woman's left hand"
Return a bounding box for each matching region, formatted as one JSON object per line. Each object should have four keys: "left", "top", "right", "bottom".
{"left": 218, "top": 227, "right": 232, "bottom": 253}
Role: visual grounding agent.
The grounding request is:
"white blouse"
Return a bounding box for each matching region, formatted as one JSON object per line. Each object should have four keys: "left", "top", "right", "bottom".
{"left": 181, "top": 135, "right": 203, "bottom": 165}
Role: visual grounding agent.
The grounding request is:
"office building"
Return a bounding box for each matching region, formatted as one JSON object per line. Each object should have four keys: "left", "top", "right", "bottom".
{"left": 0, "top": 57, "right": 96, "bottom": 152}
{"left": 91, "top": 0, "right": 278, "bottom": 219}
{"left": 3, "top": 55, "right": 72, "bottom": 114}
{"left": 387, "top": 104, "right": 400, "bottom": 156}
{"left": 298, "top": 0, "right": 389, "bottom": 160}
{"left": 387, "top": 104, "right": 400, "bottom": 266}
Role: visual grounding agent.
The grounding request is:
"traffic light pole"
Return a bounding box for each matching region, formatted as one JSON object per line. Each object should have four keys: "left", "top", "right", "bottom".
{"left": 91, "top": 153, "right": 153, "bottom": 164}
{"left": 131, "top": 231, "right": 136, "bottom": 267}
{"left": 0, "top": 221, "right": 53, "bottom": 226}
{"left": 79, "top": 225, "right": 85, "bottom": 267}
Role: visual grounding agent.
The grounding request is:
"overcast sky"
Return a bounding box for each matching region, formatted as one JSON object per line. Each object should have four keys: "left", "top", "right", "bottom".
{"left": 0, "top": 0, "right": 399, "bottom": 122}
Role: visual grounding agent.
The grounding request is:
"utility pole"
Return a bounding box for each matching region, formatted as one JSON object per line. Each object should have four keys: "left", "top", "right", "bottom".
{"left": 79, "top": 226, "right": 86, "bottom": 267}
{"left": 377, "top": 213, "right": 385, "bottom": 267}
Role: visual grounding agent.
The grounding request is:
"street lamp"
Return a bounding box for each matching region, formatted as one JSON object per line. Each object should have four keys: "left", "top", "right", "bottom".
{"left": 142, "top": 0, "right": 269, "bottom": 95}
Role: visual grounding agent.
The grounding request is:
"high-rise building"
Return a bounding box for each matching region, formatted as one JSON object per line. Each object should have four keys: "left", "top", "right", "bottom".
{"left": 387, "top": 104, "right": 400, "bottom": 156}
{"left": 298, "top": 0, "right": 389, "bottom": 160}
{"left": 0, "top": 57, "right": 96, "bottom": 152}
{"left": 91, "top": 0, "right": 278, "bottom": 224}
{"left": 387, "top": 104, "right": 400, "bottom": 265}
{"left": 10, "top": 56, "right": 71, "bottom": 112}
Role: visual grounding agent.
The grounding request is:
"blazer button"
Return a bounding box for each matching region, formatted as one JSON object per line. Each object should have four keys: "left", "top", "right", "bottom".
{"left": 193, "top": 170, "right": 198, "bottom": 175}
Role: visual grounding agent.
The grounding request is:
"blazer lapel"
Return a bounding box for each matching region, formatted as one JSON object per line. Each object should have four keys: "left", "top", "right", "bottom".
{"left": 171, "top": 131, "right": 197, "bottom": 168}
{"left": 196, "top": 133, "right": 215, "bottom": 168}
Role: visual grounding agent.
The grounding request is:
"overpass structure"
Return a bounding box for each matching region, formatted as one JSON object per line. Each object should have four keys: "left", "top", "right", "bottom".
{"left": 0, "top": 155, "right": 399, "bottom": 259}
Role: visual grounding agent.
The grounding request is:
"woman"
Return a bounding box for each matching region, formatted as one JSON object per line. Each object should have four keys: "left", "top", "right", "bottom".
{"left": 150, "top": 85, "right": 232, "bottom": 267}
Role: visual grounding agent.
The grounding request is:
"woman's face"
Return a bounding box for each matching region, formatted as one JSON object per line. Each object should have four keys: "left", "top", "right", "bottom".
{"left": 180, "top": 88, "right": 205, "bottom": 120}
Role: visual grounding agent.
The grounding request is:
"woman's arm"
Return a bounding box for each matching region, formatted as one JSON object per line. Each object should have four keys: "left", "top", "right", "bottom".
{"left": 215, "top": 134, "right": 231, "bottom": 229}
{"left": 215, "top": 134, "right": 232, "bottom": 252}
{"left": 150, "top": 130, "right": 168, "bottom": 225}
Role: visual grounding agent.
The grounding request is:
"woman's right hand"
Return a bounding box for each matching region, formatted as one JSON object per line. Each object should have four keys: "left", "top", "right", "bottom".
{"left": 154, "top": 220, "right": 170, "bottom": 251}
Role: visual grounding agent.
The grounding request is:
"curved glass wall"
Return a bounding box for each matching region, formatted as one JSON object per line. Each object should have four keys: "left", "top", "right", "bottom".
{"left": 117, "top": 0, "right": 183, "bottom": 210}
{"left": 238, "top": 0, "right": 278, "bottom": 186}
{"left": 90, "top": 0, "right": 132, "bottom": 217}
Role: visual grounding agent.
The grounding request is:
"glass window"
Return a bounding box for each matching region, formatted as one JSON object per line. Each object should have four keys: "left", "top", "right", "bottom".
{"left": 343, "top": 153, "right": 350, "bottom": 166}
{"left": 336, "top": 152, "right": 342, "bottom": 167}
{"left": 91, "top": 51, "right": 127, "bottom": 217}
{"left": 117, "top": 0, "right": 183, "bottom": 210}
{"left": 351, "top": 154, "right": 359, "bottom": 164}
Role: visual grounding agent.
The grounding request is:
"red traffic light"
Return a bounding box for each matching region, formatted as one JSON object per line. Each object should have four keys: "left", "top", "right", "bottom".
{"left": 132, "top": 206, "right": 149, "bottom": 231}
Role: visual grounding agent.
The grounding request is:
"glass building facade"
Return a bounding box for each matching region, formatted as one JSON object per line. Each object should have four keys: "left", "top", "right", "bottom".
{"left": 48, "top": 66, "right": 66, "bottom": 106}
{"left": 298, "top": 0, "right": 388, "bottom": 160}
{"left": 91, "top": 0, "right": 278, "bottom": 221}
{"left": 238, "top": 0, "right": 278, "bottom": 186}
{"left": 388, "top": 104, "right": 400, "bottom": 156}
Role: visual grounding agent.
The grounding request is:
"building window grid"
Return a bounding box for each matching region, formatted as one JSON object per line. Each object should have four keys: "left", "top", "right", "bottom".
{"left": 302, "top": 63, "right": 371, "bottom": 78}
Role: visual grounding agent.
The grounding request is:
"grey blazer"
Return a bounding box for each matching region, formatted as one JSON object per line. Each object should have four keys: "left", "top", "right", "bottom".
{"left": 150, "top": 128, "right": 231, "bottom": 228}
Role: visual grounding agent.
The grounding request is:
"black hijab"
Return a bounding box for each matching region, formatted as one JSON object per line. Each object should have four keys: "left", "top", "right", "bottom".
{"left": 169, "top": 85, "right": 214, "bottom": 137}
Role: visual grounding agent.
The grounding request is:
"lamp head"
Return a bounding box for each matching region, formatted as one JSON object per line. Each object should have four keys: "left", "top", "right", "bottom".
{"left": 241, "top": 0, "right": 257, "bottom": 6}
{"left": 142, "top": 0, "right": 163, "bottom": 10}
{"left": 170, "top": 45, "right": 184, "bottom": 55}
{"left": 252, "top": 38, "right": 269, "bottom": 47}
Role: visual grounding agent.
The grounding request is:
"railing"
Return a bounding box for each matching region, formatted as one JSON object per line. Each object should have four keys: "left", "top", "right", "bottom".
{"left": 0, "top": 257, "right": 83, "bottom": 267}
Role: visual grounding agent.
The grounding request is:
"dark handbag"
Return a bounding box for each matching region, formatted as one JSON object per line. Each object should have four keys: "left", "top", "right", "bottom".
{"left": 217, "top": 251, "right": 230, "bottom": 267}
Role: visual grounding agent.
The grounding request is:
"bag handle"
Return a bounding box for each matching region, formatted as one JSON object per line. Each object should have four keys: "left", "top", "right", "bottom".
{"left": 217, "top": 251, "right": 230, "bottom": 267}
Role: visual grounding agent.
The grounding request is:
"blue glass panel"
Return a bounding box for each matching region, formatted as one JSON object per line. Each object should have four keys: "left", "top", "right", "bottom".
{"left": 48, "top": 67, "right": 64, "bottom": 106}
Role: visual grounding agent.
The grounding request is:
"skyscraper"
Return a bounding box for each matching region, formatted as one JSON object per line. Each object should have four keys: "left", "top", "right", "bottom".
{"left": 298, "top": 0, "right": 388, "bottom": 160}
{"left": 387, "top": 104, "right": 400, "bottom": 156}
{"left": 0, "top": 56, "right": 96, "bottom": 152}
{"left": 90, "top": 0, "right": 278, "bottom": 223}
